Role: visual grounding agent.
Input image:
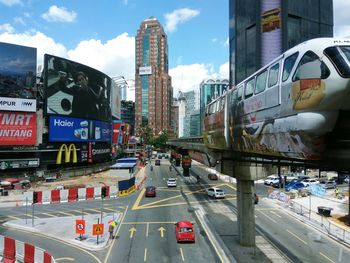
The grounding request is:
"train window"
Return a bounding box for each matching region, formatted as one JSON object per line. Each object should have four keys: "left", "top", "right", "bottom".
{"left": 282, "top": 52, "right": 298, "bottom": 82}
{"left": 244, "top": 78, "right": 255, "bottom": 99}
{"left": 237, "top": 85, "right": 243, "bottom": 100}
{"left": 268, "top": 63, "right": 279, "bottom": 87}
{"left": 255, "top": 70, "right": 267, "bottom": 94}
{"left": 293, "top": 51, "right": 330, "bottom": 81}
{"left": 324, "top": 46, "right": 350, "bottom": 78}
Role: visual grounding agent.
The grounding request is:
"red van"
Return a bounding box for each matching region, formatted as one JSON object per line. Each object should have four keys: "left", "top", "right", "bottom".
{"left": 175, "top": 221, "right": 195, "bottom": 243}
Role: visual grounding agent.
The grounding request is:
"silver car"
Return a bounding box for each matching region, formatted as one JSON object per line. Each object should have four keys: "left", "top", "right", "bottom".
{"left": 319, "top": 180, "right": 337, "bottom": 189}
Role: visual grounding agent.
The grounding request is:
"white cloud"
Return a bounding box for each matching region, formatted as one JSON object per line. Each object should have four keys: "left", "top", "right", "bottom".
{"left": 13, "top": 17, "right": 25, "bottom": 25}
{"left": 41, "top": 5, "right": 77, "bottom": 23}
{"left": 67, "top": 33, "right": 135, "bottom": 79}
{"left": 0, "top": 23, "right": 15, "bottom": 33}
{"left": 211, "top": 38, "right": 218, "bottom": 43}
{"left": 0, "top": 0, "right": 22, "bottom": 6}
{"left": 169, "top": 63, "right": 216, "bottom": 95}
{"left": 164, "top": 8, "right": 200, "bottom": 32}
{"left": 224, "top": 37, "right": 229, "bottom": 47}
{"left": 334, "top": 0, "right": 350, "bottom": 38}
{"left": 219, "top": 62, "right": 229, "bottom": 79}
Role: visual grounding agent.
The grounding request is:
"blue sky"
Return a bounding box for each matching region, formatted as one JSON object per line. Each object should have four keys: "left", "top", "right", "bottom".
{"left": 0, "top": 0, "right": 229, "bottom": 96}
{"left": 0, "top": 0, "right": 349, "bottom": 97}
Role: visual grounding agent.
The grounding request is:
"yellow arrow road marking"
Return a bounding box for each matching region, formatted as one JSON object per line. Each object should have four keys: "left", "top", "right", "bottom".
{"left": 122, "top": 221, "right": 176, "bottom": 225}
{"left": 129, "top": 227, "right": 136, "bottom": 238}
{"left": 132, "top": 189, "right": 145, "bottom": 210}
{"left": 158, "top": 227, "right": 165, "bottom": 237}
{"left": 55, "top": 258, "right": 75, "bottom": 261}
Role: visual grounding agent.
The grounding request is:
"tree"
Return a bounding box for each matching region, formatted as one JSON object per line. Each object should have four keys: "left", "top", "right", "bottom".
{"left": 152, "top": 129, "right": 169, "bottom": 149}
{"left": 137, "top": 124, "right": 153, "bottom": 146}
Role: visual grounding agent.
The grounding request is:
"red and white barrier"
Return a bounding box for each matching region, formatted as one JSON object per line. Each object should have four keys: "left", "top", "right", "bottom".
{"left": 86, "top": 187, "right": 94, "bottom": 200}
{"left": 78, "top": 188, "right": 86, "bottom": 201}
{"left": 94, "top": 186, "right": 101, "bottom": 199}
{"left": 50, "top": 190, "right": 60, "bottom": 204}
{"left": 68, "top": 188, "right": 77, "bottom": 202}
{"left": 0, "top": 235, "right": 55, "bottom": 263}
{"left": 60, "top": 189, "right": 68, "bottom": 203}
{"left": 42, "top": 190, "right": 51, "bottom": 205}
{"left": 23, "top": 191, "right": 33, "bottom": 206}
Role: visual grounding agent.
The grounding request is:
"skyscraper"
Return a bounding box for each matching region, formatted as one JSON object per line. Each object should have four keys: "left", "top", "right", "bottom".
{"left": 135, "top": 17, "right": 173, "bottom": 136}
{"left": 230, "top": 0, "right": 333, "bottom": 85}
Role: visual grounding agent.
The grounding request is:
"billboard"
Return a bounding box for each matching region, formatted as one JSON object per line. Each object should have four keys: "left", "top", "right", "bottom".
{"left": 49, "top": 115, "right": 111, "bottom": 142}
{"left": 80, "top": 142, "right": 111, "bottom": 163}
{"left": 112, "top": 120, "right": 122, "bottom": 144}
{"left": 0, "top": 42, "right": 36, "bottom": 99}
{"left": 139, "top": 66, "right": 152, "bottom": 75}
{"left": 111, "top": 80, "right": 121, "bottom": 119}
{"left": 0, "top": 111, "right": 36, "bottom": 145}
{"left": 261, "top": 0, "right": 282, "bottom": 66}
{"left": 44, "top": 54, "right": 111, "bottom": 122}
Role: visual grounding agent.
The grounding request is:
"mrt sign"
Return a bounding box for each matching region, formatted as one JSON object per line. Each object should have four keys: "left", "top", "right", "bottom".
{"left": 75, "top": 219, "right": 86, "bottom": 235}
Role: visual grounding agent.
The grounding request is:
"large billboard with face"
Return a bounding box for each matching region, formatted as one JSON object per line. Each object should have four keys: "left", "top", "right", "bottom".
{"left": 44, "top": 54, "right": 111, "bottom": 122}
{"left": 0, "top": 42, "right": 37, "bottom": 112}
{"left": 111, "top": 80, "right": 121, "bottom": 119}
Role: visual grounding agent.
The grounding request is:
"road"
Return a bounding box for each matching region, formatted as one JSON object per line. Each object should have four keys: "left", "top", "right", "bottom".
{"left": 0, "top": 158, "right": 349, "bottom": 262}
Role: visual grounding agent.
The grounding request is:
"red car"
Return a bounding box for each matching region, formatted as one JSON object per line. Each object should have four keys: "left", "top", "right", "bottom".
{"left": 208, "top": 173, "right": 218, "bottom": 180}
{"left": 175, "top": 221, "right": 195, "bottom": 243}
{"left": 145, "top": 186, "right": 156, "bottom": 197}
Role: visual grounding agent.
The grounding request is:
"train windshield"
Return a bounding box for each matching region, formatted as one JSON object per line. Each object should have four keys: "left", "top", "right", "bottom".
{"left": 324, "top": 46, "right": 350, "bottom": 77}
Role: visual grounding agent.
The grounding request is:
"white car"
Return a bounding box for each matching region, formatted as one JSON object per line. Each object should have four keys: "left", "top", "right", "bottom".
{"left": 206, "top": 187, "right": 225, "bottom": 199}
{"left": 344, "top": 176, "right": 349, "bottom": 184}
{"left": 301, "top": 178, "right": 319, "bottom": 187}
{"left": 264, "top": 175, "right": 279, "bottom": 185}
{"left": 167, "top": 178, "right": 177, "bottom": 187}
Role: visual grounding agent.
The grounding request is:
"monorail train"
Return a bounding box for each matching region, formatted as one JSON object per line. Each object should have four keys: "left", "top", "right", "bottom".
{"left": 204, "top": 38, "right": 350, "bottom": 166}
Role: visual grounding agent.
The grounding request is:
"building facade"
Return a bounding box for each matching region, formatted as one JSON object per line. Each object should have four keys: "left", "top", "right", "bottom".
{"left": 135, "top": 17, "right": 173, "bottom": 136}
{"left": 171, "top": 98, "right": 179, "bottom": 138}
{"left": 121, "top": 100, "right": 135, "bottom": 135}
{"left": 230, "top": 0, "right": 333, "bottom": 85}
{"left": 199, "top": 79, "right": 229, "bottom": 134}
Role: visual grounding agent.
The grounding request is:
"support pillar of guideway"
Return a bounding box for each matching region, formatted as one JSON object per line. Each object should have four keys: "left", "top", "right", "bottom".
{"left": 233, "top": 162, "right": 269, "bottom": 247}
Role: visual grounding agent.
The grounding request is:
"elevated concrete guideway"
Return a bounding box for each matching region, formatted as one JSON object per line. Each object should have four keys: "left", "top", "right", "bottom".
{"left": 167, "top": 137, "right": 271, "bottom": 247}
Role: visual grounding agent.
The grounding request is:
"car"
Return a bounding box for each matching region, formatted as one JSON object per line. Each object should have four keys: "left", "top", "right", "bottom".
{"left": 264, "top": 175, "right": 279, "bottom": 186}
{"left": 208, "top": 173, "right": 218, "bottom": 180}
{"left": 285, "top": 182, "right": 305, "bottom": 191}
{"left": 175, "top": 221, "right": 195, "bottom": 243}
{"left": 344, "top": 176, "right": 350, "bottom": 184}
{"left": 206, "top": 187, "right": 225, "bottom": 198}
{"left": 145, "top": 186, "right": 156, "bottom": 197}
{"left": 155, "top": 159, "right": 161, "bottom": 166}
{"left": 301, "top": 178, "right": 319, "bottom": 187}
{"left": 167, "top": 178, "right": 177, "bottom": 187}
{"left": 319, "top": 180, "right": 337, "bottom": 189}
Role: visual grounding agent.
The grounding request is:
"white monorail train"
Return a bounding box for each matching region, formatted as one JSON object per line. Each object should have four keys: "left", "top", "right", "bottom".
{"left": 204, "top": 38, "right": 350, "bottom": 166}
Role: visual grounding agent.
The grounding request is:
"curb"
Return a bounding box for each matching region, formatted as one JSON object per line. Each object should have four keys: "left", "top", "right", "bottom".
{"left": 194, "top": 206, "right": 236, "bottom": 263}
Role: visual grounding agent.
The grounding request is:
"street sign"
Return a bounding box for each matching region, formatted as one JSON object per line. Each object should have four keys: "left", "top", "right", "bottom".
{"left": 75, "top": 219, "right": 85, "bottom": 235}
{"left": 93, "top": 223, "right": 104, "bottom": 236}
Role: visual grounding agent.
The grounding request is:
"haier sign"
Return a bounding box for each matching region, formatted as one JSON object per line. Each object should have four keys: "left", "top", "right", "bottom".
{"left": 49, "top": 116, "right": 111, "bottom": 142}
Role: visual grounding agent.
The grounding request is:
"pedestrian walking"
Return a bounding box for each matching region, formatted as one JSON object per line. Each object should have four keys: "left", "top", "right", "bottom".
{"left": 109, "top": 221, "right": 116, "bottom": 239}
{"left": 335, "top": 187, "right": 339, "bottom": 198}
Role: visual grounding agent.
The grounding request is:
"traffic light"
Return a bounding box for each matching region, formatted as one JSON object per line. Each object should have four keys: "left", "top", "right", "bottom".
{"left": 33, "top": 191, "right": 38, "bottom": 204}
{"left": 101, "top": 187, "right": 107, "bottom": 198}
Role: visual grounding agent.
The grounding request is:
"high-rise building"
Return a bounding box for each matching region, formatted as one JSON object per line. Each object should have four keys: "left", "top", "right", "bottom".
{"left": 171, "top": 98, "right": 179, "bottom": 138}
{"left": 135, "top": 17, "right": 173, "bottom": 136}
{"left": 199, "top": 79, "right": 229, "bottom": 135}
{"left": 230, "top": 0, "right": 333, "bottom": 85}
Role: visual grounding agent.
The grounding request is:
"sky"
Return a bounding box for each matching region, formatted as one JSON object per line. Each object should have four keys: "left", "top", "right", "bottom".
{"left": 0, "top": 0, "right": 349, "bottom": 97}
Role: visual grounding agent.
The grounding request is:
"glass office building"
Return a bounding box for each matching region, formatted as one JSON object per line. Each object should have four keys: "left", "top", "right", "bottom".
{"left": 230, "top": 0, "right": 333, "bottom": 85}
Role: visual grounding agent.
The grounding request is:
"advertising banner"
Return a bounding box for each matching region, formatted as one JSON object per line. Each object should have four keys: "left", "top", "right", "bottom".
{"left": 80, "top": 142, "right": 111, "bottom": 163}
{"left": 0, "top": 42, "right": 37, "bottom": 100}
{"left": 112, "top": 120, "right": 122, "bottom": 144}
{"left": 111, "top": 81, "right": 121, "bottom": 119}
{"left": 261, "top": 0, "right": 282, "bottom": 66}
{"left": 0, "top": 111, "right": 36, "bottom": 145}
{"left": 119, "top": 123, "right": 125, "bottom": 144}
{"left": 49, "top": 116, "right": 111, "bottom": 142}
{"left": 139, "top": 66, "right": 152, "bottom": 75}
{"left": 44, "top": 54, "right": 111, "bottom": 122}
{"left": 0, "top": 97, "right": 36, "bottom": 112}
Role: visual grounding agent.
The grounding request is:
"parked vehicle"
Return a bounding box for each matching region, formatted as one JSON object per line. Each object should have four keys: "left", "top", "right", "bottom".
{"left": 145, "top": 186, "right": 156, "bottom": 197}
{"left": 206, "top": 187, "right": 225, "bottom": 199}
{"left": 285, "top": 182, "right": 305, "bottom": 191}
{"left": 301, "top": 178, "right": 319, "bottom": 187}
{"left": 319, "top": 180, "right": 337, "bottom": 189}
{"left": 264, "top": 175, "right": 279, "bottom": 186}
{"left": 208, "top": 173, "right": 218, "bottom": 180}
{"left": 175, "top": 221, "right": 195, "bottom": 243}
{"left": 167, "top": 178, "right": 177, "bottom": 187}
{"left": 344, "top": 176, "right": 350, "bottom": 184}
